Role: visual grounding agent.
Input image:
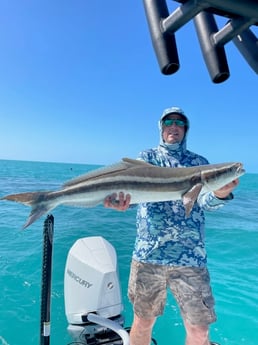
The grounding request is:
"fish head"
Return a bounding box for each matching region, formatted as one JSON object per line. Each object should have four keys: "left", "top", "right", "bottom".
{"left": 202, "top": 162, "right": 245, "bottom": 191}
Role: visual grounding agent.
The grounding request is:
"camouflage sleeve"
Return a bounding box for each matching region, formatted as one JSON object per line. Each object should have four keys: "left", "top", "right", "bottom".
{"left": 198, "top": 191, "right": 234, "bottom": 211}
{"left": 137, "top": 150, "right": 157, "bottom": 164}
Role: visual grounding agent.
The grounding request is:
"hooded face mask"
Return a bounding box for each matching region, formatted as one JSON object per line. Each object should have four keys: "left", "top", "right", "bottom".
{"left": 158, "top": 107, "right": 190, "bottom": 152}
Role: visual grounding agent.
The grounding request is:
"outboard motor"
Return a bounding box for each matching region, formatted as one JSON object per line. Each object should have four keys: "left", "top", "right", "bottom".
{"left": 64, "top": 236, "right": 129, "bottom": 345}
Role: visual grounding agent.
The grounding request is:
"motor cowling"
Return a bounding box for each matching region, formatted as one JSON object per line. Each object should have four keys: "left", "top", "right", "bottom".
{"left": 64, "top": 236, "right": 123, "bottom": 325}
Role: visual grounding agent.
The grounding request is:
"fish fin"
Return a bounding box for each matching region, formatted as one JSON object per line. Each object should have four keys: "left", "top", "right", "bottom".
{"left": 182, "top": 183, "right": 203, "bottom": 217}
{"left": 63, "top": 158, "right": 151, "bottom": 188}
{"left": 122, "top": 158, "right": 154, "bottom": 166}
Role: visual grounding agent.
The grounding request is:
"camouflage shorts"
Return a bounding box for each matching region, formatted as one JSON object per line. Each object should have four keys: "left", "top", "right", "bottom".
{"left": 128, "top": 260, "right": 216, "bottom": 325}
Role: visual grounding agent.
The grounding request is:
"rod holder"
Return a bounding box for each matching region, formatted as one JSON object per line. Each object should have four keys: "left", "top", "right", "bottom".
{"left": 143, "top": 0, "right": 180, "bottom": 75}
{"left": 194, "top": 11, "right": 230, "bottom": 83}
{"left": 233, "top": 28, "right": 258, "bottom": 74}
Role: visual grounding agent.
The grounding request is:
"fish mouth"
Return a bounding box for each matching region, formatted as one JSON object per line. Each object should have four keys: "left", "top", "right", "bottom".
{"left": 236, "top": 163, "right": 245, "bottom": 175}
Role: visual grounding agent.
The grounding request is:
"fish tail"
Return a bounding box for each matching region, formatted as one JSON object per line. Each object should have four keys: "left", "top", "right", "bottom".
{"left": 1, "top": 191, "right": 53, "bottom": 229}
{"left": 23, "top": 205, "right": 51, "bottom": 229}
{"left": 1, "top": 191, "right": 45, "bottom": 205}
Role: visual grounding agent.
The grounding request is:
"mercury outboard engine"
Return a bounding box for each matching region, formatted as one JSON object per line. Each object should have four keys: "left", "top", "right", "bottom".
{"left": 64, "top": 236, "right": 129, "bottom": 345}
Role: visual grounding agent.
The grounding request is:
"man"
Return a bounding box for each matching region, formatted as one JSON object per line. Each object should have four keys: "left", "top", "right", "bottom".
{"left": 104, "top": 106, "right": 239, "bottom": 345}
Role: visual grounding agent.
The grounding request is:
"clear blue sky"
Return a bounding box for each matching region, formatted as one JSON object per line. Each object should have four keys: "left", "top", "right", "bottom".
{"left": 0, "top": 1, "right": 257, "bottom": 172}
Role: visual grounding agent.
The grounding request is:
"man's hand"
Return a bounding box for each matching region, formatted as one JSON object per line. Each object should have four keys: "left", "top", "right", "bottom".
{"left": 104, "top": 192, "right": 131, "bottom": 211}
{"left": 214, "top": 179, "right": 239, "bottom": 199}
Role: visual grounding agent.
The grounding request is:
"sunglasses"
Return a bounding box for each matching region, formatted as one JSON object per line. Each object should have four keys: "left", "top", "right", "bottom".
{"left": 162, "top": 119, "right": 186, "bottom": 127}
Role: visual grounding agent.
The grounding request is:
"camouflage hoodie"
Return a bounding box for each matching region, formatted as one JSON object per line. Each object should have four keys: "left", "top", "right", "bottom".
{"left": 132, "top": 107, "right": 231, "bottom": 267}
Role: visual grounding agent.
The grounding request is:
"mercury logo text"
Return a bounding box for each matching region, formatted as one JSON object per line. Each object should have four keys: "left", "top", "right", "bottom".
{"left": 67, "top": 268, "right": 93, "bottom": 288}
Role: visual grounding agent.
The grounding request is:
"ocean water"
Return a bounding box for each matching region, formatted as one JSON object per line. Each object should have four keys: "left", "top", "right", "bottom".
{"left": 0, "top": 159, "right": 257, "bottom": 345}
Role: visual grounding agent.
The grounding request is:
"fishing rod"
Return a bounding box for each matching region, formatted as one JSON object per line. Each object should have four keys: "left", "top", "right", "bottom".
{"left": 40, "top": 214, "right": 54, "bottom": 345}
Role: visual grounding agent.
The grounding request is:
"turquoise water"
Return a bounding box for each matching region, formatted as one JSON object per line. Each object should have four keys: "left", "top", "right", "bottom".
{"left": 0, "top": 159, "right": 257, "bottom": 345}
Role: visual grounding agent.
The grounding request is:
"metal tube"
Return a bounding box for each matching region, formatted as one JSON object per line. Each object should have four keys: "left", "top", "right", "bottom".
{"left": 143, "top": 0, "right": 180, "bottom": 75}
{"left": 162, "top": 0, "right": 206, "bottom": 33}
{"left": 213, "top": 18, "right": 256, "bottom": 46}
{"left": 194, "top": 11, "right": 230, "bottom": 83}
{"left": 207, "top": 0, "right": 258, "bottom": 19}
{"left": 233, "top": 28, "right": 258, "bottom": 74}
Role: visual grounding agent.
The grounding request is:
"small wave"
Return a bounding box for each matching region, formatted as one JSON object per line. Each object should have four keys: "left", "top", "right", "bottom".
{"left": 0, "top": 336, "right": 10, "bottom": 345}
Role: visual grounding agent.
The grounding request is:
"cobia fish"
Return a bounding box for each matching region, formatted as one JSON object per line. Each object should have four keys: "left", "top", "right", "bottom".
{"left": 1, "top": 158, "right": 245, "bottom": 229}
